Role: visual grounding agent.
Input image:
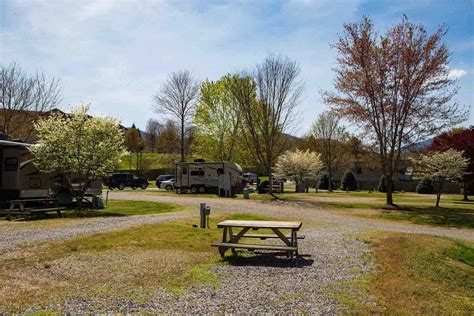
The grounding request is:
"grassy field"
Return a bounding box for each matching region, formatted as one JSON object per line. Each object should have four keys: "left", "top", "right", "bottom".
{"left": 346, "top": 232, "right": 474, "bottom": 314}
{"left": 0, "top": 213, "right": 274, "bottom": 312}
{"left": 298, "top": 191, "right": 474, "bottom": 229}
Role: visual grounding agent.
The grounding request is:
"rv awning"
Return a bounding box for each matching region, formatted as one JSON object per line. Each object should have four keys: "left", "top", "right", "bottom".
{"left": 0, "top": 140, "right": 31, "bottom": 148}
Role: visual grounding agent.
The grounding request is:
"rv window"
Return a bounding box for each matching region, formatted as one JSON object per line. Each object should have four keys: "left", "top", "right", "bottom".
{"left": 182, "top": 167, "right": 188, "bottom": 175}
{"left": 217, "top": 168, "right": 223, "bottom": 175}
{"left": 190, "top": 170, "right": 205, "bottom": 176}
{"left": 4, "top": 157, "right": 18, "bottom": 171}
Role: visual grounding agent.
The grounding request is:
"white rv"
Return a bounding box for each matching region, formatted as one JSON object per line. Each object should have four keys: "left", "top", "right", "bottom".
{"left": 174, "top": 160, "right": 243, "bottom": 196}
{"left": 0, "top": 140, "right": 101, "bottom": 205}
{"left": 0, "top": 140, "right": 51, "bottom": 202}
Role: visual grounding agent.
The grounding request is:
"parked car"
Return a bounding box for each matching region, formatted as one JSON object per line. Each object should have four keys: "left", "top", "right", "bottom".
{"left": 242, "top": 172, "right": 258, "bottom": 185}
{"left": 105, "top": 173, "right": 148, "bottom": 190}
{"left": 160, "top": 179, "right": 175, "bottom": 191}
{"left": 155, "top": 174, "right": 175, "bottom": 188}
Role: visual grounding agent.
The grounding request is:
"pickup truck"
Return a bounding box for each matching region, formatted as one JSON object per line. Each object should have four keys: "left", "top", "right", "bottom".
{"left": 104, "top": 173, "right": 148, "bottom": 190}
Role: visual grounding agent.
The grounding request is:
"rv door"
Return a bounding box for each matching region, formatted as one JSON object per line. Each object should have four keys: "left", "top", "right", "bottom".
{"left": 178, "top": 165, "right": 189, "bottom": 188}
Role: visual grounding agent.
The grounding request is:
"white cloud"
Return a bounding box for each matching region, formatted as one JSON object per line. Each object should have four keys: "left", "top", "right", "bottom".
{"left": 448, "top": 68, "right": 467, "bottom": 80}
{"left": 5, "top": 0, "right": 472, "bottom": 131}
{"left": 77, "top": 0, "right": 121, "bottom": 21}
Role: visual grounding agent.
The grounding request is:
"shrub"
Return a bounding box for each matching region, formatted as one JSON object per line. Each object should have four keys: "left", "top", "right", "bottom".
{"left": 318, "top": 173, "right": 336, "bottom": 190}
{"left": 378, "top": 175, "right": 394, "bottom": 192}
{"left": 416, "top": 178, "right": 436, "bottom": 194}
{"left": 340, "top": 170, "right": 357, "bottom": 191}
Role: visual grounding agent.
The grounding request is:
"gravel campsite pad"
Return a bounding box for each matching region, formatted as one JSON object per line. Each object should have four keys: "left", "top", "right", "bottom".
{"left": 20, "top": 225, "right": 372, "bottom": 314}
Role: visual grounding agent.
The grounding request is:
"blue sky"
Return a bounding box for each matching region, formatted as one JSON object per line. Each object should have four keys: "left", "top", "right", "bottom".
{"left": 1, "top": 0, "right": 473, "bottom": 135}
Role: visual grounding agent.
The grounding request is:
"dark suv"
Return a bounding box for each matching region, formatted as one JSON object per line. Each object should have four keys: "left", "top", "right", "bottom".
{"left": 155, "top": 174, "right": 174, "bottom": 188}
{"left": 104, "top": 173, "right": 148, "bottom": 190}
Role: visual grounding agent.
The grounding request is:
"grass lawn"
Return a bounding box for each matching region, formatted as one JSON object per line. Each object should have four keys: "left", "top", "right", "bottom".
{"left": 310, "top": 198, "right": 474, "bottom": 228}
{"left": 349, "top": 233, "right": 474, "bottom": 314}
{"left": 0, "top": 213, "right": 274, "bottom": 312}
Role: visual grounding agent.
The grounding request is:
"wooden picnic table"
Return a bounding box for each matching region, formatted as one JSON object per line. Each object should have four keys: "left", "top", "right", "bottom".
{"left": 1, "top": 198, "right": 65, "bottom": 220}
{"left": 211, "top": 220, "right": 303, "bottom": 260}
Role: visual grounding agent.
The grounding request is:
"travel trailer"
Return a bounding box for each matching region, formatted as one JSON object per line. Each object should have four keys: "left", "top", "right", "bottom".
{"left": 0, "top": 139, "right": 101, "bottom": 206}
{"left": 174, "top": 160, "right": 243, "bottom": 196}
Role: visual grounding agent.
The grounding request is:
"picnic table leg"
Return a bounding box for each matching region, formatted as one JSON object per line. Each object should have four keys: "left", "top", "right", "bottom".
{"left": 229, "top": 227, "right": 237, "bottom": 255}
{"left": 7, "top": 202, "right": 14, "bottom": 221}
{"left": 219, "top": 227, "right": 228, "bottom": 258}
{"left": 293, "top": 230, "right": 299, "bottom": 256}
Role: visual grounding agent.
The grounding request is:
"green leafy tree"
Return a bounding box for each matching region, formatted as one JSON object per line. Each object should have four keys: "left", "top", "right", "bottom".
{"left": 32, "top": 104, "right": 124, "bottom": 208}
{"left": 193, "top": 75, "right": 249, "bottom": 163}
{"left": 124, "top": 124, "right": 144, "bottom": 173}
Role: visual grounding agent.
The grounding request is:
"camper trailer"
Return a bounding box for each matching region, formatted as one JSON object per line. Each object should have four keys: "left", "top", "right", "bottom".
{"left": 0, "top": 140, "right": 52, "bottom": 202}
{"left": 0, "top": 140, "right": 101, "bottom": 206}
{"left": 174, "top": 160, "right": 243, "bottom": 196}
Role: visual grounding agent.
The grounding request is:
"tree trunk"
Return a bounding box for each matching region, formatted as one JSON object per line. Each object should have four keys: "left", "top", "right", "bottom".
{"left": 463, "top": 181, "right": 469, "bottom": 201}
{"left": 180, "top": 118, "right": 185, "bottom": 162}
{"left": 328, "top": 173, "right": 333, "bottom": 192}
{"left": 385, "top": 174, "right": 394, "bottom": 206}
{"left": 436, "top": 179, "right": 444, "bottom": 208}
{"left": 268, "top": 172, "right": 273, "bottom": 195}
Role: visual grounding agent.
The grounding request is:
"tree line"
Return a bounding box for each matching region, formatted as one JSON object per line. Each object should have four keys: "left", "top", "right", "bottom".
{"left": 2, "top": 16, "right": 471, "bottom": 205}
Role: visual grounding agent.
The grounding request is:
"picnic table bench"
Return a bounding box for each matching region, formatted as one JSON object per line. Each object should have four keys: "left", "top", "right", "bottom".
{"left": 211, "top": 220, "right": 303, "bottom": 259}
{"left": 1, "top": 198, "right": 66, "bottom": 220}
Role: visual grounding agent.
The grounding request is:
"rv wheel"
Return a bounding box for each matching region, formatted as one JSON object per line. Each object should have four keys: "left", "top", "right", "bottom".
{"left": 190, "top": 186, "right": 198, "bottom": 194}
{"left": 198, "top": 186, "right": 206, "bottom": 194}
{"left": 118, "top": 183, "right": 125, "bottom": 190}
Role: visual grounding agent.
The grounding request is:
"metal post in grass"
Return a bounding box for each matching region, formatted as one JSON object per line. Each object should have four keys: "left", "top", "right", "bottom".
{"left": 200, "top": 203, "right": 206, "bottom": 228}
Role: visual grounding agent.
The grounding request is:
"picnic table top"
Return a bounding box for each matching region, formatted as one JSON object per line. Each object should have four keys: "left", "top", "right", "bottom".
{"left": 217, "top": 220, "right": 302, "bottom": 230}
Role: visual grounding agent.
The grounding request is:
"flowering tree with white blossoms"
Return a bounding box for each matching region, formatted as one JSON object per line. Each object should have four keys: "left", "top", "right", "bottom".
{"left": 274, "top": 149, "right": 324, "bottom": 192}
{"left": 410, "top": 149, "right": 469, "bottom": 207}
{"left": 32, "top": 104, "right": 125, "bottom": 208}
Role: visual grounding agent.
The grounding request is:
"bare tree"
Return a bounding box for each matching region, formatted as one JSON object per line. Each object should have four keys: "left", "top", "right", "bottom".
{"left": 232, "top": 55, "right": 303, "bottom": 195}
{"left": 0, "top": 63, "right": 62, "bottom": 141}
{"left": 323, "top": 17, "right": 467, "bottom": 206}
{"left": 144, "top": 118, "right": 163, "bottom": 153}
{"left": 153, "top": 71, "right": 200, "bottom": 161}
{"left": 310, "top": 111, "right": 348, "bottom": 192}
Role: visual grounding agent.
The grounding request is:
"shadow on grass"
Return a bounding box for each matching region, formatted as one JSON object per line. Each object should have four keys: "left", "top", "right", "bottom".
{"left": 223, "top": 251, "right": 314, "bottom": 268}
{"left": 314, "top": 200, "right": 474, "bottom": 229}
{"left": 381, "top": 205, "right": 474, "bottom": 229}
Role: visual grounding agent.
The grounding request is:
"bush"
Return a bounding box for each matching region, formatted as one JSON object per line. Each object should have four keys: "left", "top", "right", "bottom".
{"left": 340, "top": 170, "right": 357, "bottom": 191}
{"left": 318, "top": 173, "right": 336, "bottom": 190}
{"left": 416, "top": 178, "right": 436, "bottom": 194}
{"left": 378, "top": 175, "right": 394, "bottom": 192}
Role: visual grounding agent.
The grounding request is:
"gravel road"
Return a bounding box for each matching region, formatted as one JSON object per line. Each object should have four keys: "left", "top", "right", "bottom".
{"left": 109, "top": 191, "right": 474, "bottom": 241}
